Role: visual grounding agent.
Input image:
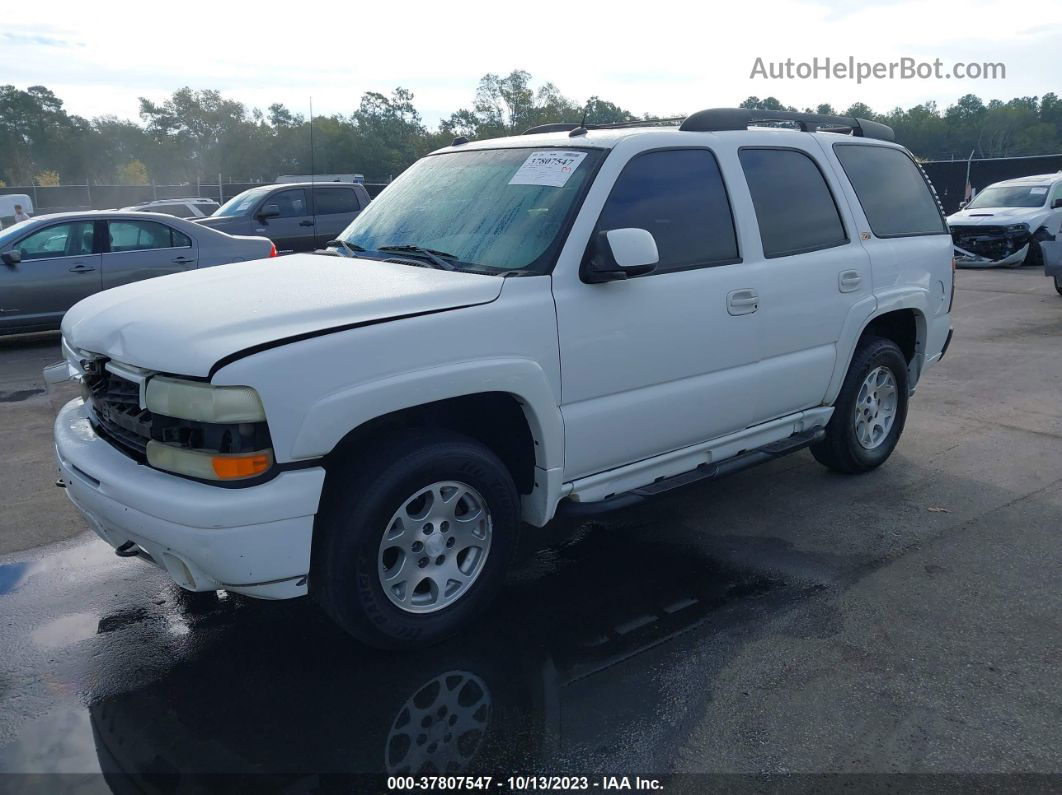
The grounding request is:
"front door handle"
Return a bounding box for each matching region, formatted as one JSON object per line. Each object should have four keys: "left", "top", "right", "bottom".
{"left": 172, "top": 256, "right": 195, "bottom": 264}
{"left": 68, "top": 263, "right": 96, "bottom": 274}
{"left": 298, "top": 220, "right": 314, "bottom": 227}
{"left": 839, "top": 270, "right": 863, "bottom": 293}
{"left": 727, "top": 288, "right": 759, "bottom": 316}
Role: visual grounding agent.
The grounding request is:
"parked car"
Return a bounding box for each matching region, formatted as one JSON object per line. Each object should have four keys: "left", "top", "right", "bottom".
{"left": 947, "top": 172, "right": 1062, "bottom": 273}
{"left": 0, "top": 193, "right": 34, "bottom": 228}
{"left": 0, "top": 211, "right": 274, "bottom": 335}
{"left": 194, "top": 182, "right": 371, "bottom": 254}
{"left": 120, "top": 197, "right": 220, "bottom": 219}
{"left": 50, "top": 108, "right": 953, "bottom": 648}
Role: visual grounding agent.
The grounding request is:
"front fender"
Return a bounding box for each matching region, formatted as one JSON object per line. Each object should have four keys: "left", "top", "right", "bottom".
{"left": 290, "top": 357, "right": 563, "bottom": 470}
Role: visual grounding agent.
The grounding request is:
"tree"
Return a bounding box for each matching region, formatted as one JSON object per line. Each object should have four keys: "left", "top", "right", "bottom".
{"left": 116, "top": 160, "right": 149, "bottom": 185}
{"left": 35, "top": 170, "right": 60, "bottom": 186}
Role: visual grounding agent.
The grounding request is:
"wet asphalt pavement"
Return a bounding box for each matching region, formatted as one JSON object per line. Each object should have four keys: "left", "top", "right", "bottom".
{"left": 0, "top": 268, "right": 1060, "bottom": 791}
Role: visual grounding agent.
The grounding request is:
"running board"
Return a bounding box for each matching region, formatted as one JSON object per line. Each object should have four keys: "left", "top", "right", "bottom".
{"left": 555, "top": 428, "right": 825, "bottom": 520}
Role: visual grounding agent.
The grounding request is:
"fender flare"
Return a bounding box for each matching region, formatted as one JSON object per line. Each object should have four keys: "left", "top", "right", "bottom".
{"left": 290, "top": 357, "right": 564, "bottom": 472}
{"left": 824, "top": 289, "right": 929, "bottom": 405}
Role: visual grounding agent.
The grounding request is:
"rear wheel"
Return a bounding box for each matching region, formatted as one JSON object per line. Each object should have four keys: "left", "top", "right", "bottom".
{"left": 313, "top": 430, "right": 521, "bottom": 649}
{"left": 811, "top": 337, "right": 909, "bottom": 474}
{"left": 1054, "top": 276, "right": 1062, "bottom": 296}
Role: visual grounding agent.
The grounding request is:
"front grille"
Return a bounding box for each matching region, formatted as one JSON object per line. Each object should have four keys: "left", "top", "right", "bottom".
{"left": 87, "top": 370, "right": 152, "bottom": 460}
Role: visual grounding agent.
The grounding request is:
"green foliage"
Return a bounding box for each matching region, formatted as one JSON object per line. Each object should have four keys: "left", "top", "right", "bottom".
{"left": 3, "top": 76, "right": 1062, "bottom": 189}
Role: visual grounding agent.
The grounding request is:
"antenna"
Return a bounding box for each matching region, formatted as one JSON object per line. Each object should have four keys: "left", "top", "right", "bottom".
{"left": 579, "top": 101, "right": 589, "bottom": 128}
{"left": 309, "top": 96, "right": 315, "bottom": 187}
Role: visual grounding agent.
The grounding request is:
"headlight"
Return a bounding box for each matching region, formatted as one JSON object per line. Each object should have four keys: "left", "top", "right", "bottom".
{"left": 147, "top": 441, "right": 273, "bottom": 481}
{"left": 1005, "top": 223, "right": 1030, "bottom": 234}
{"left": 145, "top": 377, "right": 265, "bottom": 423}
{"left": 144, "top": 376, "right": 273, "bottom": 481}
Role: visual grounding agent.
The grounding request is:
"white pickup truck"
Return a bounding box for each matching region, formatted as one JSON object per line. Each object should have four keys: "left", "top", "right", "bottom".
{"left": 50, "top": 108, "right": 954, "bottom": 648}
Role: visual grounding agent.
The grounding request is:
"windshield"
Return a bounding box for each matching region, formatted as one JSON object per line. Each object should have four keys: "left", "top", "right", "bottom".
{"left": 966, "top": 185, "right": 1049, "bottom": 209}
{"left": 213, "top": 187, "right": 270, "bottom": 217}
{"left": 338, "top": 147, "right": 602, "bottom": 272}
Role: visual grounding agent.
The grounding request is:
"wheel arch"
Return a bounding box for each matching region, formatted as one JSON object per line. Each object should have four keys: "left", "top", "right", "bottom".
{"left": 826, "top": 300, "right": 928, "bottom": 405}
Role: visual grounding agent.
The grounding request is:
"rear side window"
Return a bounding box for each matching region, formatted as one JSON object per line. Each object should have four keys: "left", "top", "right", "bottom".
{"left": 108, "top": 220, "right": 189, "bottom": 252}
{"left": 313, "top": 188, "right": 359, "bottom": 215}
{"left": 597, "top": 149, "right": 738, "bottom": 272}
{"left": 739, "top": 148, "right": 847, "bottom": 258}
{"left": 833, "top": 144, "right": 946, "bottom": 237}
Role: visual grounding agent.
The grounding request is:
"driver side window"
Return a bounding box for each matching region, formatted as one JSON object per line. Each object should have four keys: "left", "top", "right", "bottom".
{"left": 17, "top": 222, "right": 95, "bottom": 260}
{"left": 263, "top": 189, "right": 308, "bottom": 218}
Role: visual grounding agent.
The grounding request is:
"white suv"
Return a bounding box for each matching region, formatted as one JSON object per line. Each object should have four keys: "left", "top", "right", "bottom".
{"left": 50, "top": 108, "right": 954, "bottom": 648}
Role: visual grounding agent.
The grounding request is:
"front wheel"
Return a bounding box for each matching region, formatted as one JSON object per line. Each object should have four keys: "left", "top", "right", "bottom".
{"left": 1054, "top": 275, "right": 1062, "bottom": 296}
{"left": 811, "top": 337, "right": 909, "bottom": 474}
{"left": 313, "top": 430, "right": 521, "bottom": 649}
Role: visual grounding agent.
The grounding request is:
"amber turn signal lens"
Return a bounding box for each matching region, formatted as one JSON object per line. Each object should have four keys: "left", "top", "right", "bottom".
{"left": 212, "top": 453, "right": 271, "bottom": 479}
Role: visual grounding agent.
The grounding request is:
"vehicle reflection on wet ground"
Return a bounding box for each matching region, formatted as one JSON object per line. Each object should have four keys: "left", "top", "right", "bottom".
{"left": 0, "top": 518, "right": 810, "bottom": 786}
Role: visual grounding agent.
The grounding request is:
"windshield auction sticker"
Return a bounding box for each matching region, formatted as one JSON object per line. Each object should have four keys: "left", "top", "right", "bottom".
{"left": 509, "top": 151, "right": 588, "bottom": 188}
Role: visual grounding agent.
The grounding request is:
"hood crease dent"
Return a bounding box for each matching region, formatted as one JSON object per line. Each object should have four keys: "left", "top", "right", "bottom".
{"left": 61, "top": 255, "right": 503, "bottom": 377}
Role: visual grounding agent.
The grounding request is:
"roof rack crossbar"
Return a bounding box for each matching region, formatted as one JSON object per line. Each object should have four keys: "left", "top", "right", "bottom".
{"left": 678, "top": 108, "right": 895, "bottom": 142}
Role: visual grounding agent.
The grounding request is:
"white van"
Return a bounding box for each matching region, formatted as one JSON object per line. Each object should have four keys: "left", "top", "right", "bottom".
{"left": 0, "top": 194, "right": 34, "bottom": 229}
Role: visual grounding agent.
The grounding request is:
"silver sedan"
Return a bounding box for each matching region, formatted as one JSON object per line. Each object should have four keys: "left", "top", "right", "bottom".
{"left": 0, "top": 211, "right": 275, "bottom": 335}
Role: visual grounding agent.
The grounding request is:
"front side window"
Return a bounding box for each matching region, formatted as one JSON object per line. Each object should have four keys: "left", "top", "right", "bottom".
{"left": 596, "top": 149, "right": 739, "bottom": 272}
{"left": 264, "top": 189, "right": 308, "bottom": 218}
{"left": 108, "top": 220, "right": 189, "bottom": 252}
{"left": 340, "top": 147, "right": 602, "bottom": 272}
{"left": 313, "top": 188, "right": 359, "bottom": 215}
{"left": 834, "top": 144, "right": 946, "bottom": 236}
{"left": 16, "top": 222, "right": 95, "bottom": 260}
{"left": 740, "top": 148, "right": 848, "bottom": 258}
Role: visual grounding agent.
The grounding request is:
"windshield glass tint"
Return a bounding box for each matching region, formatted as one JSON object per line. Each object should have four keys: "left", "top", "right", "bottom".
{"left": 966, "top": 185, "right": 1048, "bottom": 209}
{"left": 214, "top": 187, "right": 269, "bottom": 217}
{"left": 339, "top": 147, "right": 601, "bottom": 271}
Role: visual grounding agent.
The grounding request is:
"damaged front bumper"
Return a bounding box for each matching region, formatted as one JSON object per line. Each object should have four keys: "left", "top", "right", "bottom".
{"left": 950, "top": 223, "right": 1032, "bottom": 268}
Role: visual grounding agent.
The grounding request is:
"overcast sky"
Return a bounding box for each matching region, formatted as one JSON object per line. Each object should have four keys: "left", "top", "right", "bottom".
{"left": 3, "top": 0, "right": 1061, "bottom": 126}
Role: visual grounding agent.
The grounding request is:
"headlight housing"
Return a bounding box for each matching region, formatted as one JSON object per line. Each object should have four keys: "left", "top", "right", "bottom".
{"left": 144, "top": 377, "right": 273, "bottom": 482}
{"left": 145, "top": 377, "right": 266, "bottom": 423}
{"left": 1005, "top": 223, "right": 1030, "bottom": 235}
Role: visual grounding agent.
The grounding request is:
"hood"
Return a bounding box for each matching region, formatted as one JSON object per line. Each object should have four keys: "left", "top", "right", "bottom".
{"left": 62, "top": 254, "right": 503, "bottom": 377}
{"left": 947, "top": 206, "right": 1048, "bottom": 226}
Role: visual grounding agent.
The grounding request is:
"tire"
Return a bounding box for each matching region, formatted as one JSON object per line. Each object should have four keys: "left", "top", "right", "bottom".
{"left": 313, "top": 429, "right": 521, "bottom": 649}
{"left": 811, "top": 337, "right": 909, "bottom": 474}
{"left": 1054, "top": 275, "right": 1062, "bottom": 296}
{"left": 1024, "top": 239, "right": 1044, "bottom": 269}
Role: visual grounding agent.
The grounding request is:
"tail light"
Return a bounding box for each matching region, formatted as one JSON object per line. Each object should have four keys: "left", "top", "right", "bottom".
{"left": 268, "top": 243, "right": 278, "bottom": 258}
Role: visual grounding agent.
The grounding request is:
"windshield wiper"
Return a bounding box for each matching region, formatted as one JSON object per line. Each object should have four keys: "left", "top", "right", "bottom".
{"left": 378, "top": 244, "right": 457, "bottom": 271}
{"left": 324, "top": 239, "right": 365, "bottom": 257}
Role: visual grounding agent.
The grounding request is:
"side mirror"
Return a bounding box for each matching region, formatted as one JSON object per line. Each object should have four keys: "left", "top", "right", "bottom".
{"left": 257, "top": 204, "right": 281, "bottom": 220}
{"left": 1, "top": 250, "right": 21, "bottom": 266}
{"left": 582, "top": 228, "right": 659, "bottom": 284}
{"left": 1052, "top": 198, "right": 1062, "bottom": 209}
{"left": 958, "top": 200, "right": 969, "bottom": 209}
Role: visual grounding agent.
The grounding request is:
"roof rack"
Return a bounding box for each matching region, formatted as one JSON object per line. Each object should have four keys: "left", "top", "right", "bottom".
{"left": 679, "top": 108, "right": 894, "bottom": 142}
{"left": 522, "top": 116, "right": 684, "bottom": 136}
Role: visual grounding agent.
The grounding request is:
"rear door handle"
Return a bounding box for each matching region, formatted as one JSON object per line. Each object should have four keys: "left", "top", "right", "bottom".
{"left": 172, "top": 256, "right": 195, "bottom": 264}
{"left": 727, "top": 288, "right": 759, "bottom": 315}
{"left": 839, "top": 270, "right": 863, "bottom": 293}
{"left": 299, "top": 220, "right": 314, "bottom": 227}
{"left": 68, "top": 264, "right": 96, "bottom": 274}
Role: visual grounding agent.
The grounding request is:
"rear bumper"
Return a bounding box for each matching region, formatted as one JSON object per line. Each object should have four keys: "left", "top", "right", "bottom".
{"left": 54, "top": 398, "right": 326, "bottom": 599}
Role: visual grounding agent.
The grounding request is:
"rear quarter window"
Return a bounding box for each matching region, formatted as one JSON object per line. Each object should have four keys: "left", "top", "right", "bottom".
{"left": 833, "top": 144, "right": 946, "bottom": 238}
